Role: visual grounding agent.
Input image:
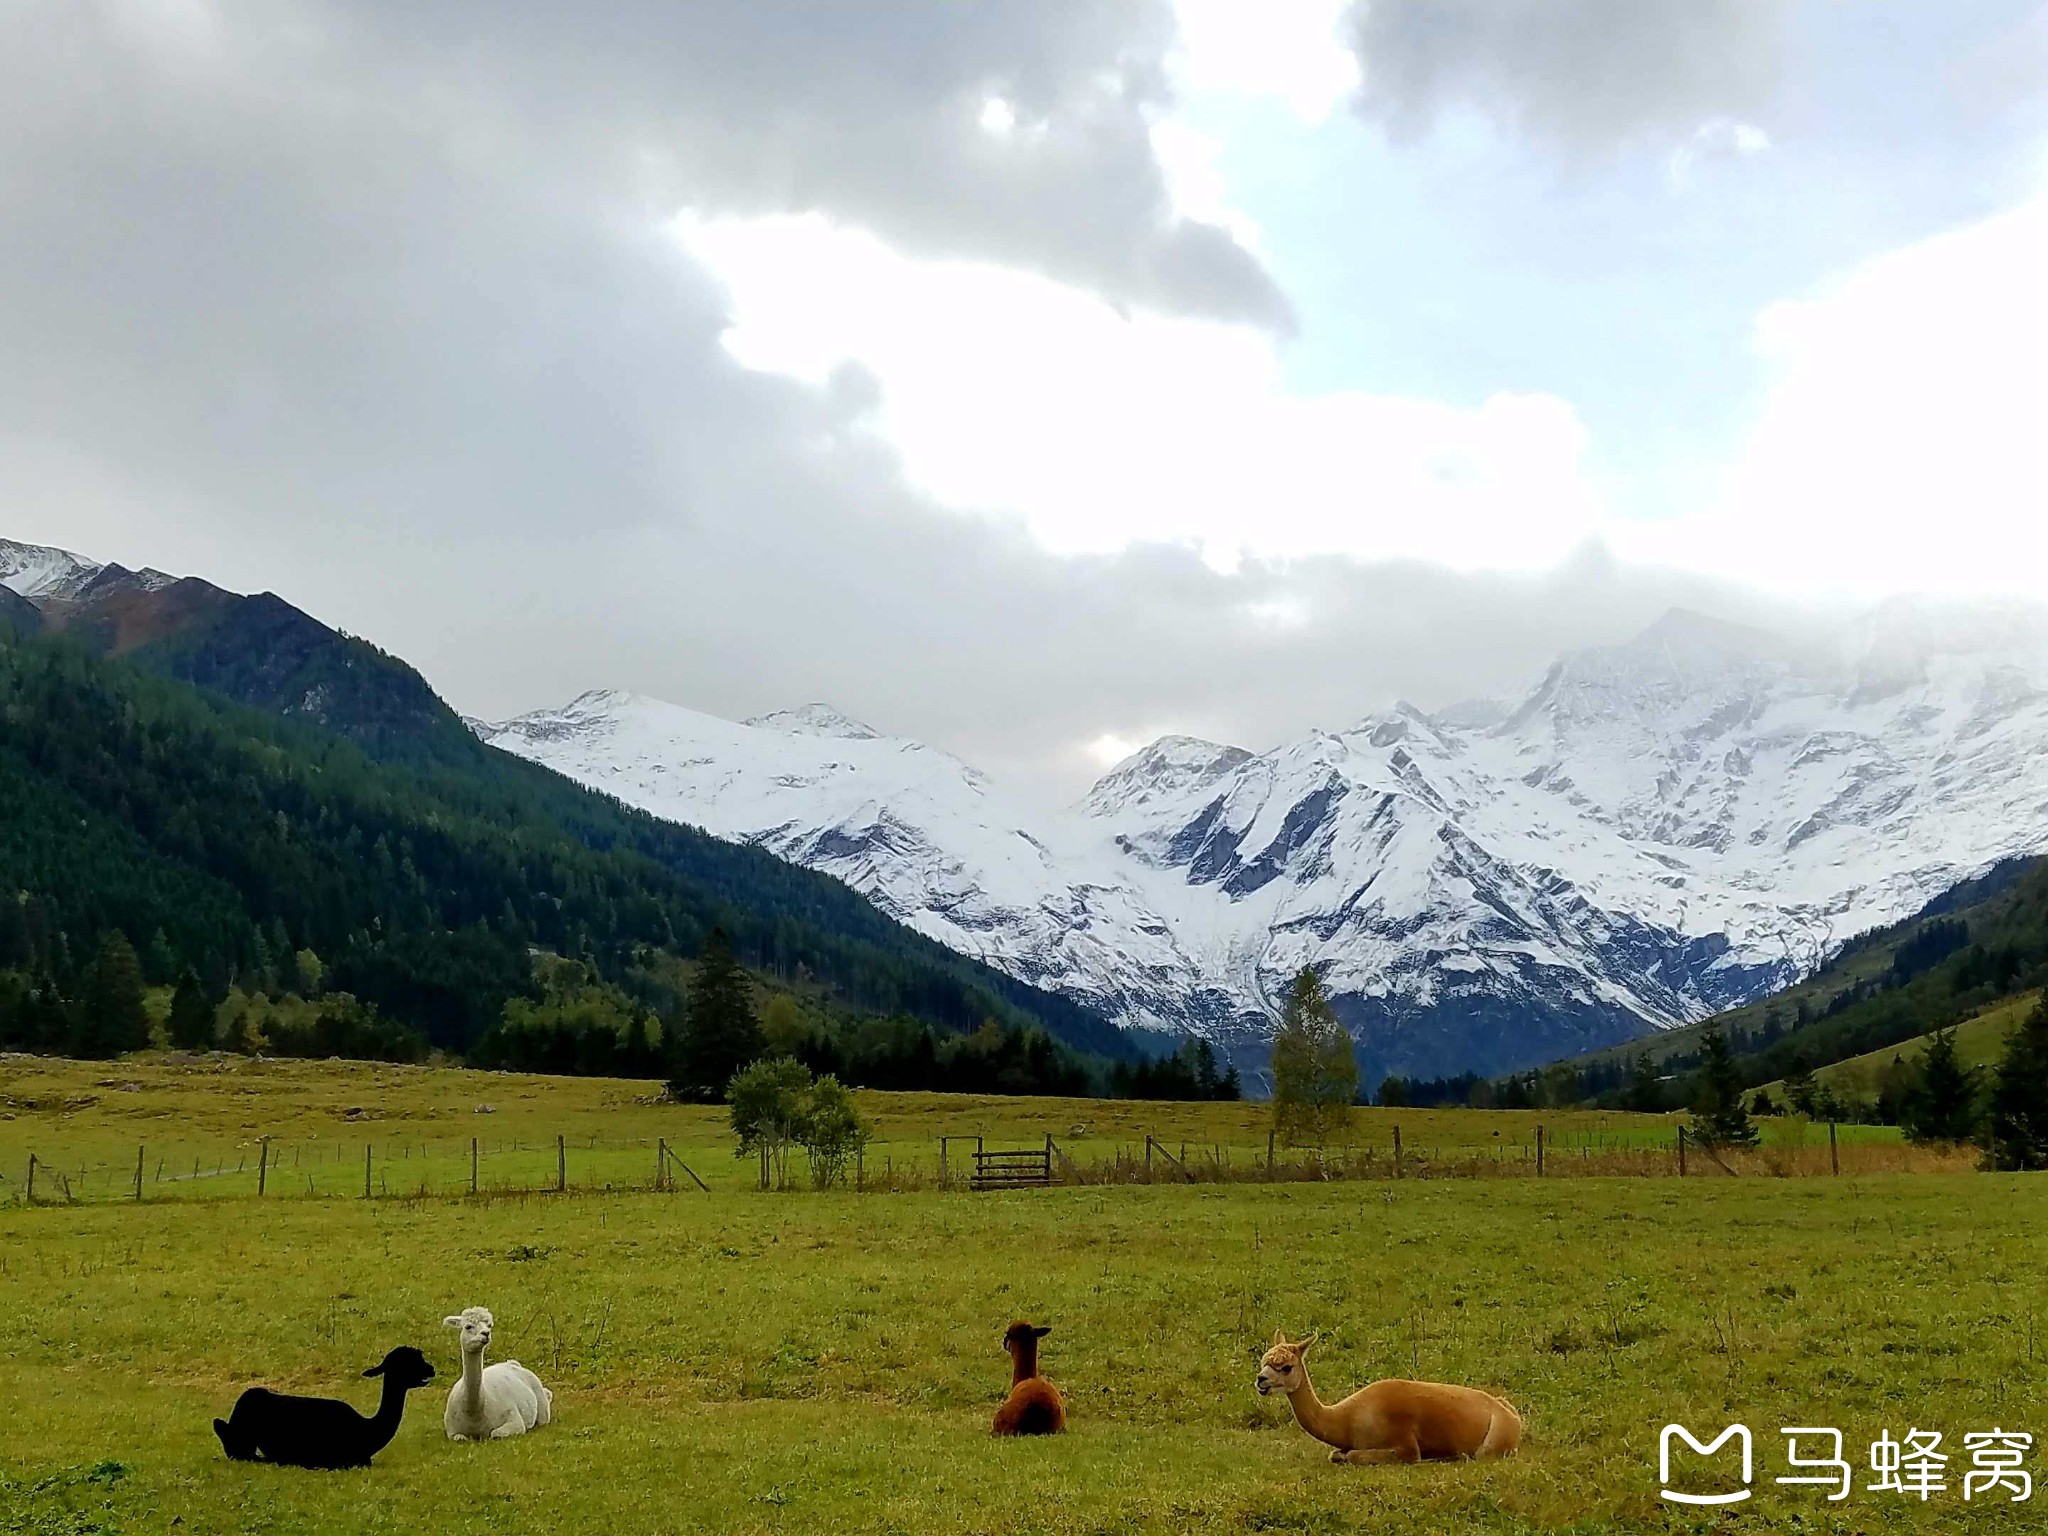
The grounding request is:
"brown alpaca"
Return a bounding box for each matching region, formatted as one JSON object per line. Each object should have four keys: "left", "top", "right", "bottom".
{"left": 991, "top": 1321, "right": 1065, "bottom": 1436}
{"left": 1255, "top": 1331, "right": 1520, "bottom": 1464}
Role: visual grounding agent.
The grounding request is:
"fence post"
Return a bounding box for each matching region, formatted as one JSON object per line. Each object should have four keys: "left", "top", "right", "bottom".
{"left": 1393, "top": 1124, "right": 1403, "bottom": 1179}
{"left": 1145, "top": 1136, "right": 1153, "bottom": 1180}
{"left": 557, "top": 1135, "right": 567, "bottom": 1193}
{"left": 257, "top": 1137, "right": 270, "bottom": 1196}
{"left": 657, "top": 1138, "right": 668, "bottom": 1193}
{"left": 1536, "top": 1125, "right": 1544, "bottom": 1177}
{"left": 135, "top": 1145, "right": 145, "bottom": 1202}
{"left": 1266, "top": 1128, "right": 1276, "bottom": 1180}
{"left": 469, "top": 1137, "right": 478, "bottom": 1195}
{"left": 939, "top": 1138, "right": 947, "bottom": 1190}
{"left": 26, "top": 1153, "right": 36, "bottom": 1204}
{"left": 1829, "top": 1121, "right": 1839, "bottom": 1177}
{"left": 364, "top": 1145, "right": 372, "bottom": 1199}
{"left": 1677, "top": 1125, "right": 1687, "bottom": 1177}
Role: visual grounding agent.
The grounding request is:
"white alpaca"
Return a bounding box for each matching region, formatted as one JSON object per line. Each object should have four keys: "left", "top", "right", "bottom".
{"left": 443, "top": 1306, "right": 552, "bottom": 1441}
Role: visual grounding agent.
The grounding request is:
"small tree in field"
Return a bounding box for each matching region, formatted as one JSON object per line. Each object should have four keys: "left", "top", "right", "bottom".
{"left": 727, "top": 1057, "right": 811, "bottom": 1189}
{"left": 796, "top": 1074, "right": 868, "bottom": 1188}
{"left": 1270, "top": 966, "right": 1357, "bottom": 1148}
{"left": 1688, "top": 1028, "right": 1758, "bottom": 1149}
{"left": 1982, "top": 999, "right": 2048, "bottom": 1172}
{"left": 1898, "top": 1028, "right": 1981, "bottom": 1143}
{"left": 726, "top": 1058, "right": 870, "bottom": 1189}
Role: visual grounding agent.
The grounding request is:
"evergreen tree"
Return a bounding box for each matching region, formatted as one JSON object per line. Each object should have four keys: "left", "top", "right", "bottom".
{"left": 1982, "top": 999, "right": 2048, "bottom": 1172}
{"left": 1270, "top": 966, "right": 1357, "bottom": 1147}
{"left": 74, "top": 931, "right": 151, "bottom": 1058}
{"left": 167, "top": 968, "right": 216, "bottom": 1051}
{"left": 1622, "top": 1053, "right": 1665, "bottom": 1113}
{"left": 143, "top": 928, "right": 179, "bottom": 986}
{"left": 1782, "top": 1056, "right": 1818, "bottom": 1117}
{"left": 667, "top": 927, "right": 764, "bottom": 1102}
{"left": 0, "top": 893, "right": 27, "bottom": 969}
{"left": 1898, "top": 1027, "right": 1981, "bottom": 1142}
{"left": 1688, "top": 1028, "right": 1759, "bottom": 1149}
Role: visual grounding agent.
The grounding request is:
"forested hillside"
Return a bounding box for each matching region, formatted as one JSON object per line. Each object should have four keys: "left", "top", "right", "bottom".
{"left": 0, "top": 628, "right": 1131, "bottom": 1067}
{"left": 1397, "top": 856, "right": 2048, "bottom": 1116}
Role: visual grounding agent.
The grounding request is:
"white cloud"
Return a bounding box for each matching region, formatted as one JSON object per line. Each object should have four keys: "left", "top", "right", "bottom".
{"left": 674, "top": 210, "right": 1602, "bottom": 574}
{"left": 1667, "top": 115, "right": 1772, "bottom": 190}
{"left": 1615, "top": 192, "right": 2048, "bottom": 596}
{"left": 1169, "top": 0, "right": 1361, "bottom": 122}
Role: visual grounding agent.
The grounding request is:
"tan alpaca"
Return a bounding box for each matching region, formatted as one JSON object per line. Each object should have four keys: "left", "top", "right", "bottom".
{"left": 1255, "top": 1331, "right": 1520, "bottom": 1465}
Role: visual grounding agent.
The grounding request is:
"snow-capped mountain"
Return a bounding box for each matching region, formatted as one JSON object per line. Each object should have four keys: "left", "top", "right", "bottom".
{"left": 480, "top": 605, "right": 2048, "bottom": 1081}
{"left": 0, "top": 538, "right": 177, "bottom": 602}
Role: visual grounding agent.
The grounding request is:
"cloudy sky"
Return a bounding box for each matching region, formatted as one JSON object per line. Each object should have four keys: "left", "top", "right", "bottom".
{"left": 4, "top": 1, "right": 2045, "bottom": 799}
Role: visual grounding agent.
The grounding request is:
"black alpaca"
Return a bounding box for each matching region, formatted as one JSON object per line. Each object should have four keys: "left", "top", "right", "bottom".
{"left": 214, "top": 1346, "right": 436, "bottom": 1469}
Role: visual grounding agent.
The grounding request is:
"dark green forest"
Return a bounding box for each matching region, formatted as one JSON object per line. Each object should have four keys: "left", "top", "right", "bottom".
{"left": 0, "top": 621, "right": 1135, "bottom": 1092}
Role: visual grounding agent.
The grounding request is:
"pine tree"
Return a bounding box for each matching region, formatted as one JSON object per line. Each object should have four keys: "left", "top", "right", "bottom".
{"left": 1782, "top": 1056, "right": 1818, "bottom": 1117}
{"left": 167, "top": 968, "right": 216, "bottom": 1051}
{"left": 1688, "top": 1028, "right": 1759, "bottom": 1149}
{"left": 1898, "top": 1028, "right": 1981, "bottom": 1143}
{"left": 1982, "top": 999, "right": 2048, "bottom": 1172}
{"left": 667, "top": 928, "right": 764, "bottom": 1102}
{"left": 0, "top": 894, "right": 28, "bottom": 969}
{"left": 75, "top": 931, "right": 151, "bottom": 1058}
{"left": 1623, "top": 1053, "right": 1665, "bottom": 1113}
{"left": 143, "top": 928, "right": 179, "bottom": 986}
{"left": 1270, "top": 966, "right": 1357, "bottom": 1147}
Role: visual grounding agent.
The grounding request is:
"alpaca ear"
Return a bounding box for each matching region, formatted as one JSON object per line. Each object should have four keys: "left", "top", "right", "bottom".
{"left": 362, "top": 1362, "right": 385, "bottom": 1377}
{"left": 1298, "top": 1331, "right": 1322, "bottom": 1355}
{"left": 443, "top": 1316, "right": 463, "bottom": 1328}
{"left": 1032, "top": 1325, "right": 1052, "bottom": 1339}
{"left": 1271, "top": 1328, "right": 1288, "bottom": 1347}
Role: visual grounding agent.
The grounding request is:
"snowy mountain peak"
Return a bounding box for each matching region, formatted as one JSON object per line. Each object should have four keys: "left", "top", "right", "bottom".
{"left": 1081, "top": 734, "right": 1253, "bottom": 816}
{"left": 482, "top": 600, "right": 2048, "bottom": 1083}
{"left": 744, "top": 703, "right": 881, "bottom": 740}
{"left": 0, "top": 538, "right": 178, "bottom": 601}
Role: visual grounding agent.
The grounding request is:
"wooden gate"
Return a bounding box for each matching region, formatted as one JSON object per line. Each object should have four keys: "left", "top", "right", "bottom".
{"left": 971, "top": 1146, "right": 1054, "bottom": 1191}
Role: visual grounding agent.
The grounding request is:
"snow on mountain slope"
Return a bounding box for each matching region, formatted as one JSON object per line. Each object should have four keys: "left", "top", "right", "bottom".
{"left": 483, "top": 606, "right": 2048, "bottom": 1081}
{"left": 0, "top": 538, "right": 178, "bottom": 601}
{"left": 479, "top": 691, "right": 1215, "bottom": 1028}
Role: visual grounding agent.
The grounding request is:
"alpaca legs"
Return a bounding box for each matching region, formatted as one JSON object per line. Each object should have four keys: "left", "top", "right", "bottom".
{"left": 1332, "top": 1438, "right": 1421, "bottom": 1465}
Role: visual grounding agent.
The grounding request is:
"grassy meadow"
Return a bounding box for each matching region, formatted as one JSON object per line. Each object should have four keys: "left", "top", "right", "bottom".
{"left": 0, "top": 1054, "right": 1916, "bottom": 1205}
{"left": 4, "top": 1058, "right": 2041, "bottom": 1534}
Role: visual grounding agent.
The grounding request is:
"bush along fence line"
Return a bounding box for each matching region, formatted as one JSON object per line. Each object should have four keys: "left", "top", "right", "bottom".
{"left": 0, "top": 1119, "right": 1973, "bottom": 1208}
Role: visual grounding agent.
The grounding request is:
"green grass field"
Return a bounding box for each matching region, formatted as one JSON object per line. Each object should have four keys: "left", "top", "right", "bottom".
{"left": 1, "top": 1054, "right": 1916, "bottom": 1205}
{"left": 3, "top": 1059, "right": 2040, "bottom": 1533}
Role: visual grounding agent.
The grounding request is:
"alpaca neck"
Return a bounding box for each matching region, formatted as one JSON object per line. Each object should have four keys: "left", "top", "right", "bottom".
{"left": 365, "top": 1375, "right": 410, "bottom": 1450}
{"left": 1009, "top": 1340, "right": 1040, "bottom": 1388}
{"left": 1284, "top": 1364, "right": 1339, "bottom": 1445}
{"left": 457, "top": 1345, "right": 487, "bottom": 1407}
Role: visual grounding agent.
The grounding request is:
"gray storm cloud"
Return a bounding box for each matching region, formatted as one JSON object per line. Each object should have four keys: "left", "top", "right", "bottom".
{"left": 1346, "top": 0, "right": 1790, "bottom": 150}
{"left": 0, "top": 1, "right": 1869, "bottom": 804}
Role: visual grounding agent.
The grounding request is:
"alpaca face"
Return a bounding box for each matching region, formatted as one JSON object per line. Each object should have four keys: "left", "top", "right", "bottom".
{"left": 1255, "top": 1333, "right": 1315, "bottom": 1396}
{"left": 364, "top": 1345, "right": 437, "bottom": 1389}
{"left": 444, "top": 1306, "right": 495, "bottom": 1356}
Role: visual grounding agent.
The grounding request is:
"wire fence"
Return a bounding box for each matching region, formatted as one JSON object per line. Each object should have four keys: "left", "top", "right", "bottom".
{"left": 0, "top": 1119, "right": 1967, "bottom": 1209}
